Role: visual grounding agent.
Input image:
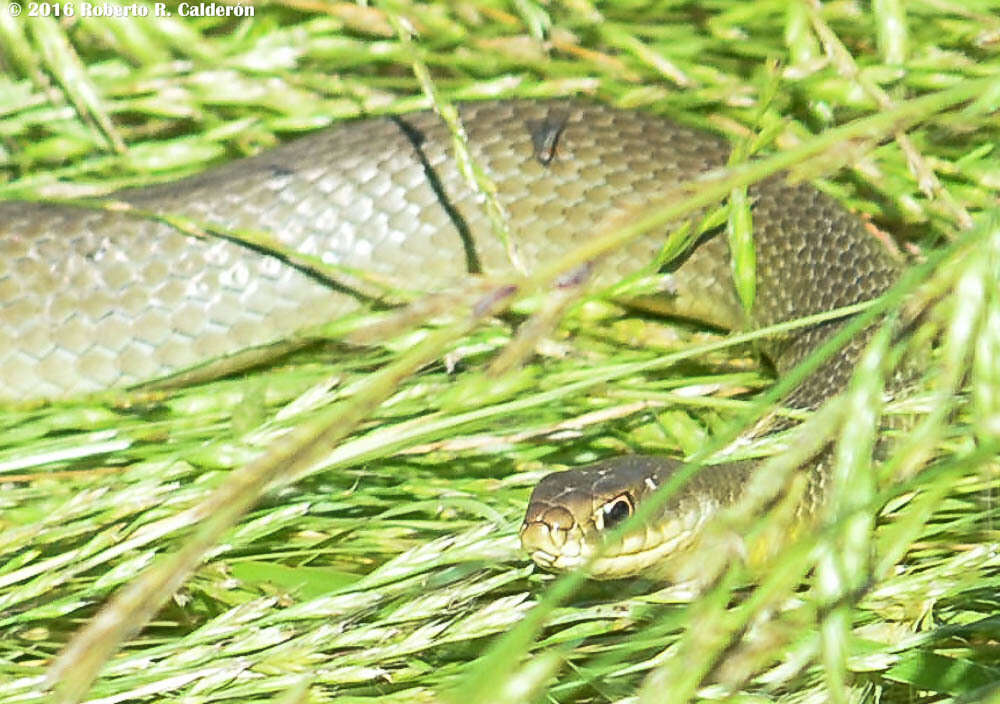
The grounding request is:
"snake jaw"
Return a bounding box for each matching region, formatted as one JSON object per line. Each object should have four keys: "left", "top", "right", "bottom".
{"left": 520, "top": 510, "right": 702, "bottom": 578}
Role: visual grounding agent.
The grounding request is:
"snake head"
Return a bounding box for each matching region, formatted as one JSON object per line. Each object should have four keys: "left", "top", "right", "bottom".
{"left": 520, "top": 455, "right": 713, "bottom": 579}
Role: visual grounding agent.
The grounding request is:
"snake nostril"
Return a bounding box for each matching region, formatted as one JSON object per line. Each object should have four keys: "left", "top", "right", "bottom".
{"left": 547, "top": 528, "right": 565, "bottom": 549}
{"left": 544, "top": 506, "right": 575, "bottom": 530}
{"left": 520, "top": 521, "right": 562, "bottom": 554}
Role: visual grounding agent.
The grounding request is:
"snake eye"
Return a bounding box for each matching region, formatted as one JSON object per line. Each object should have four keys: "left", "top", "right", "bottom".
{"left": 601, "top": 494, "right": 633, "bottom": 529}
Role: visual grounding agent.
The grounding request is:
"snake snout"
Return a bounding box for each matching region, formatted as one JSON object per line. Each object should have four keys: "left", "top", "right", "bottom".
{"left": 520, "top": 502, "right": 587, "bottom": 570}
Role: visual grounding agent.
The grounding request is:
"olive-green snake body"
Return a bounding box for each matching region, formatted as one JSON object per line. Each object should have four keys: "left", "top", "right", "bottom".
{"left": 0, "top": 100, "right": 900, "bottom": 577}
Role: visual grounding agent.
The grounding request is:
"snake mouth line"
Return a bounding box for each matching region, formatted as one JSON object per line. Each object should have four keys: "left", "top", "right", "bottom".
{"left": 525, "top": 547, "right": 562, "bottom": 569}
{"left": 520, "top": 512, "right": 705, "bottom": 579}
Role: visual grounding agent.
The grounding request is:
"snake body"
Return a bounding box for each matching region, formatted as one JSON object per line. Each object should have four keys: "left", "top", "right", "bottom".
{"left": 1, "top": 100, "right": 900, "bottom": 576}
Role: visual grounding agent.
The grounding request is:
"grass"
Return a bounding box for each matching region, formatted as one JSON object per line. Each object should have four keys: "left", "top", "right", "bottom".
{"left": 1, "top": 0, "right": 999, "bottom": 702}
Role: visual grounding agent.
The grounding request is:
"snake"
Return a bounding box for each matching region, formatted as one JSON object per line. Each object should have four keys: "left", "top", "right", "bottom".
{"left": 1, "top": 99, "right": 901, "bottom": 578}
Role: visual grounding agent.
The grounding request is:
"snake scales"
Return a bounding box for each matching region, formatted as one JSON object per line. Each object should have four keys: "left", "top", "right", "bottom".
{"left": 0, "top": 100, "right": 901, "bottom": 577}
